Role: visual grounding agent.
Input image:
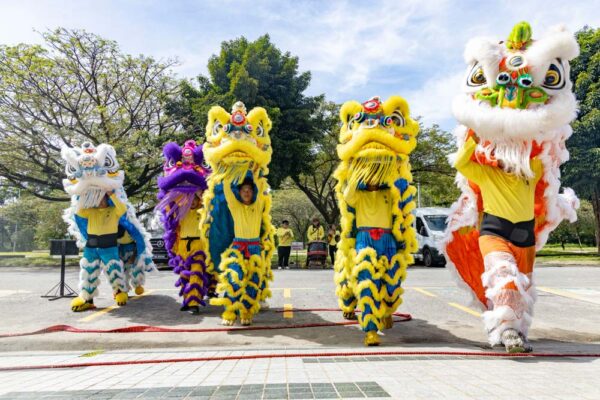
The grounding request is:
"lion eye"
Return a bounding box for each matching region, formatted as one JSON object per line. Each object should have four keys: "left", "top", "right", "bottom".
{"left": 256, "top": 123, "right": 264, "bottom": 137}
{"left": 467, "top": 63, "right": 487, "bottom": 87}
{"left": 212, "top": 121, "right": 222, "bottom": 136}
{"left": 543, "top": 61, "right": 564, "bottom": 90}
{"left": 66, "top": 164, "right": 78, "bottom": 175}
{"left": 390, "top": 111, "right": 405, "bottom": 127}
{"left": 104, "top": 155, "right": 116, "bottom": 169}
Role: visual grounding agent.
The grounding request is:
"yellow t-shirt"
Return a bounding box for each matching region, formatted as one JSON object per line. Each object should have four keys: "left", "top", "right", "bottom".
{"left": 276, "top": 227, "right": 294, "bottom": 246}
{"left": 454, "top": 137, "right": 543, "bottom": 223}
{"left": 179, "top": 208, "right": 202, "bottom": 238}
{"left": 224, "top": 181, "right": 264, "bottom": 239}
{"left": 328, "top": 230, "right": 340, "bottom": 246}
{"left": 77, "top": 193, "right": 127, "bottom": 236}
{"left": 307, "top": 225, "right": 324, "bottom": 241}
{"left": 344, "top": 188, "right": 393, "bottom": 229}
{"left": 117, "top": 230, "right": 134, "bottom": 244}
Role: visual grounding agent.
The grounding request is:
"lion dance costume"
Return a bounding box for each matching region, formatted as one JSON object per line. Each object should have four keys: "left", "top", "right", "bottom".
{"left": 202, "top": 101, "right": 275, "bottom": 326}
{"left": 442, "top": 22, "right": 580, "bottom": 352}
{"left": 334, "top": 96, "right": 419, "bottom": 346}
{"left": 157, "top": 140, "right": 211, "bottom": 313}
{"left": 62, "top": 142, "right": 155, "bottom": 311}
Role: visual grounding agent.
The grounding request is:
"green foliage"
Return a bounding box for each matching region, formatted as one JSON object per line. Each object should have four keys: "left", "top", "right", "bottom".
{"left": 563, "top": 26, "right": 600, "bottom": 252}
{"left": 0, "top": 28, "right": 184, "bottom": 210}
{"left": 549, "top": 200, "right": 596, "bottom": 247}
{"left": 0, "top": 193, "right": 67, "bottom": 250}
{"left": 167, "top": 34, "right": 325, "bottom": 187}
{"left": 271, "top": 185, "right": 319, "bottom": 243}
{"left": 291, "top": 100, "right": 341, "bottom": 224}
{"left": 411, "top": 123, "right": 459, "bottom": 207}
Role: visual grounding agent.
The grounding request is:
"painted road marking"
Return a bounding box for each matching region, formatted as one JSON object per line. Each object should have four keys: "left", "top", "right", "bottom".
{"left": 0, "top": 290, "right": 31, "bottom": 298}
{"left": 283, "top": 304, "right": 294, "bottom": 319}
{"left": 78, "top": 290, "right": 155, "bottom": 322}
{"left": 80, "top": 350, "right": 104, "bottom": 358}
{"left": 448, "top": 302, "right": 482, "bottom": 317}
{"left": 79, "top": 305, "right": 118, "bottom": 322}
{"left": 411, "top": 287, "right": 437, "bottom": 297}
{"left": 283, "top": 288, "right": 292, "bottom": 298}
{"left": 538, "top": 287, "right": 600, "bottom": 306}
{"left": 410, "top": 287, "right": 481, "bottom": 317}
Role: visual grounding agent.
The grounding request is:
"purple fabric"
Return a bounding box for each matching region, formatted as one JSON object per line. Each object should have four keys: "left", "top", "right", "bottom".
{"left": 156, "top": 140, "right": 212, "bottom": 308}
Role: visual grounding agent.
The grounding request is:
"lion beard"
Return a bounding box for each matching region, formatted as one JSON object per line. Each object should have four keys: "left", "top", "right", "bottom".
{"left": 347, "top": 155, "right": 399, "bottom": 188}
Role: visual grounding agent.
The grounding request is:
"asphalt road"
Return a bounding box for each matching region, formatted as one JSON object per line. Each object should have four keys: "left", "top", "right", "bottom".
{"left": 1, "top": 264, "right": 599, "bottom": 352}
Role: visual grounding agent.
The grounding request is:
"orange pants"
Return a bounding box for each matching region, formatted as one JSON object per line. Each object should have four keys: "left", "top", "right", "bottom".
{"left": 478, "top": 235, "right": 536, "bottom": 344}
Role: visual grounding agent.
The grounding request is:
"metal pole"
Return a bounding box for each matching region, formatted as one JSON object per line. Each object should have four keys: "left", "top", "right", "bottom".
{"left": 60, "top": 240, "right": 66, "bottom": 297}
{"left": 417, "top": 181, "right": 421, "bottom": 208}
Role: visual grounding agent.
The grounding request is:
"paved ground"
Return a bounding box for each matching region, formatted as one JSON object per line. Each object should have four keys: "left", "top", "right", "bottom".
{"left": 0, "top": 263, "right": 599, "bottom": 399}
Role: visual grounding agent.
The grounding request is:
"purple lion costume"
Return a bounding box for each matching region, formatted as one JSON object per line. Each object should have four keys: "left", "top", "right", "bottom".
{"left": 157, "top": 140, "right": 212, "bottom": 313}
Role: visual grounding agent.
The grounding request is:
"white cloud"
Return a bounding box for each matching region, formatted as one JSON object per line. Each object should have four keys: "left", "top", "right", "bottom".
{"left": 0, "top": 0, "right": 597, "bottom": 131}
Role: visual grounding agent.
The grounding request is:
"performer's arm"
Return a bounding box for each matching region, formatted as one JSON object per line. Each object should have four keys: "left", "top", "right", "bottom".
{"left": 76, "top": 208, "right": 90, "bottom": 218}
{"left": 343, "top": 184, "right": 358, "bottom": 207}
{"left": 531, "top": 158, "right": 544, "bottom": 183}
{"left": 109, "top": 192, "right": 127, "bottom": 217}
{"left": 453, "top": 137, "right": 484, "bottom": 183}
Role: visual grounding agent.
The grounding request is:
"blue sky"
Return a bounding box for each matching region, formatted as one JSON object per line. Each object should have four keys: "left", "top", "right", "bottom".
{"left": 0, "top": 0, "right": 598, "bottom": 130}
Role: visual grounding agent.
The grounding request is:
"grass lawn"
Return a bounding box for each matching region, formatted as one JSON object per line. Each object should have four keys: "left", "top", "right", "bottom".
{"left": 537, "top": 244, "right": 600, "bottom": 265}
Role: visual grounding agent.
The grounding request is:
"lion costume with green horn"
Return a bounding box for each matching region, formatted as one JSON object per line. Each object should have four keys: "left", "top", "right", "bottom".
{"left": 334, "top": 96, "right": 419, "bottom": 346}
{"left": 201, "top": 101, "right": 275, "bottom": 326}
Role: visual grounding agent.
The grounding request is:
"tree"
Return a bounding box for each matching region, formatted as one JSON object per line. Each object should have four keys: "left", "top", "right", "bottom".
{"left": 167, "top": 35, "right": 325, "bottom": 188}
{"left": 0, "top": 28, "right": 184, "bottom": 211}
{"left": 409, "top": 123, "right": 459, "bottom": 208}
{"left": 563, "top": 26, "right": 600, "bottom": 253}
{"left": 0, "top": 192, "right": 68, "bottom": 250}
{"left": 271, "top": 184, "right": 319, "bottom": 243}
{"left": 291, "top": 100, "right": 341, "bottom": 224}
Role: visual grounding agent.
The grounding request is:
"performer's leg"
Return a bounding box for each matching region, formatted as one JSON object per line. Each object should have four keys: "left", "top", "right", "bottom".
{"left": 99, "top": 247, "right": 128, "bottom": 306}
{"left": 381, "top": 253, "right": 404, "bottom": 330}
{"left": 210, "top": 248, "right": 245, "bottom": 325}
{"left": 118, "top": 244, "right": 134, "bottom": 293}
{"left": 479, "top": 235, "right": 535, "bottom": 352}
{"left": 354, "top": 247, "right": 383, "bottom": 346}
{"left": 277, "top": 246, "right": 284, "bottom": 268}
{"left": 182, "top": 240, "right": 207, "bottom": 314}
{"left": 71, "top": 247, "right": 100, "bottom": 312}
{"left": 329, "top": 245, "right": 336, "bottom": 265}
{"left": 334, "top": 247, "right": 357, "bottom": 321}
{"left": 282, "top": 246, "right": 290, "bottom": 268}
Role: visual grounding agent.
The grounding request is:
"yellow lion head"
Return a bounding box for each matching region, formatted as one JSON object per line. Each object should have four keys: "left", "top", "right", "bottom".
{"left": 337, "top": 96, "right": 418, "bottom": 163}
{"left": 204, "top": 101, "right": 272, "bottom": 174}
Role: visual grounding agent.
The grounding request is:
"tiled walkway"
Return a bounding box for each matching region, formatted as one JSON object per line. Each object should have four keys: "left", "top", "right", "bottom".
{"left": 0, "top": 347, "right": 599, "bottom": 399}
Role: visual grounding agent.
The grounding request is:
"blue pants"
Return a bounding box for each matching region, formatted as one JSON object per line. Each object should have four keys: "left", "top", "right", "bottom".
{"left": 79, "top": 246, "right": 125, "bottom": 301}
{"left": 355, "top": 230, "right": 400, "bottom": 332}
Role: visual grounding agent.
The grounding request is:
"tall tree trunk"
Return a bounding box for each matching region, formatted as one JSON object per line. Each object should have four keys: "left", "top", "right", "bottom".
{"left": 592, "top": 189, "right": 600, "bottom": 255}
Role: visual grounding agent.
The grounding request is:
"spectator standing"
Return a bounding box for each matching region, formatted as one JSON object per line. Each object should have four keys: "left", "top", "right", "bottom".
{"left": 276, "top": 220, "right": 294, "bottom": 269}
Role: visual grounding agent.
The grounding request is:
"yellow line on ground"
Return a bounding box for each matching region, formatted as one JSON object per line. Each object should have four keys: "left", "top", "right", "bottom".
{"left": 79, "top": 305, "right": 119, "bottom": 322}
{"left": 538, "top": 286, "right": 600, "bottom": 306}
{"left": 283, "top": 303, "right": 294, "bottom": 319}
{"left": 283, "top": 288, "right": 291, "bottom": 298}
{"left": 448, "top": 302, "right": 482, "bottom": 317}
{"left": 411, "top": 287, "right": 437, "bottom": 297}
{"left": 78, "top": 290, "right": 155, "bottom": 322}
{"left": 79, "top": 350, "right": 105, "bottom": 358}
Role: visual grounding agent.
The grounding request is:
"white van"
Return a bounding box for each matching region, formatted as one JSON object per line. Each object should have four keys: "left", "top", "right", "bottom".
{"left": 413, "top": 207, "right": 449, "bottom": 267}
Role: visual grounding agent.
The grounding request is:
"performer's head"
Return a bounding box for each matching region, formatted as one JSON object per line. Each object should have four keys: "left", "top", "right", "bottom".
{"left": 239, "top": 178, "right": 254, "bottom": 205}
{"left": 282, "top": 220, "right": 289, "bottom": 228}
{"left": 191, "top": 191, "right": 202, "bottom": 209}
{"left": 312, "top": 217, "right": 320, "bottom": 226}
{"left": 98, "top": 193, "right": 110, "bottom": 209}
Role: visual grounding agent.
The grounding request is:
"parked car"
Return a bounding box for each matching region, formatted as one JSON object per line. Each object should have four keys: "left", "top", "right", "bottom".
{"left": 149, "top": 232, "right": 169, "bottom": 266}
{"left": 413, "top": 207, "right": 449, "bottom": 267}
